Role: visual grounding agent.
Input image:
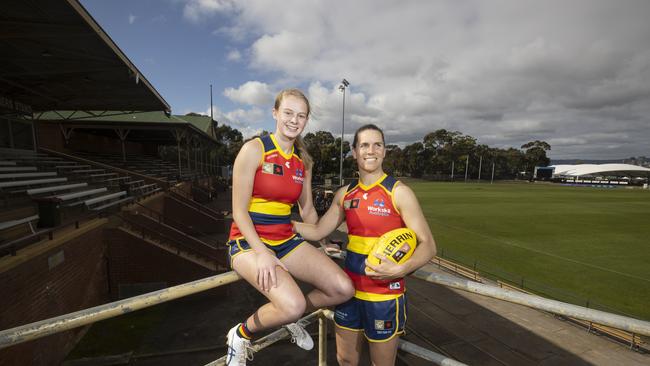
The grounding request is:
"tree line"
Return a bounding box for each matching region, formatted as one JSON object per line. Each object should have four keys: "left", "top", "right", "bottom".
{"left": 212, "top": 124, "right": 550, "bottom": 181}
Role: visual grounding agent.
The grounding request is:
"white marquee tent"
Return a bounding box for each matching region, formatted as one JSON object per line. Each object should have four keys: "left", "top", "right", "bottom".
{"left": 549, "top": 164, "right": 650, "bottom": 177}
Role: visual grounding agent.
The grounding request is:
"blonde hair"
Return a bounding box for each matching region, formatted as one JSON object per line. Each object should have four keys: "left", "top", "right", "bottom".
{"left": 274, "top": 88, "right": 313, "bottom": 170}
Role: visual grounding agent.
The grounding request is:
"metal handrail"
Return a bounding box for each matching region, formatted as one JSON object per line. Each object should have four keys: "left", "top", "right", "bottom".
{"left": 0, "top": 271, "right": 241, "bottom": 349}
{"left": 130, "top": 200, "right": 219, "bottom": 243}
{"left": 117, "top": 212, "right": 222, "bottom": 261}
{"left": 3, "top": 255, "right": 650, "bottom": 364}
{"left": 38, "top": 147, "right": 170, "bottom": 190}
{"left": 168, "top": 188, "right": 226, "bottom": 221}
{"left": 412, "top": 268, "right": 650, "bottom": 336}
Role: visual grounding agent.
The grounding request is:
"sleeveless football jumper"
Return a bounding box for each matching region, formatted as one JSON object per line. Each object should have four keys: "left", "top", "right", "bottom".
{"left": 335, "top": 174, "right": 408, "bottom": 341}
{"left": 227, "top": 134, "right": 306, "bottom": 264}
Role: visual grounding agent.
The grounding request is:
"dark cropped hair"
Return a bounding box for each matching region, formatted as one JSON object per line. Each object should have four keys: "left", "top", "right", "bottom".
{"left": 352, "top": 124, "right": 385, "bottom": 148}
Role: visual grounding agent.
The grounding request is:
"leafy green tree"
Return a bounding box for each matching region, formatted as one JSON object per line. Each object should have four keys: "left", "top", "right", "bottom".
{"left": 213, "top": 124, "right": 243, "bottom": 166}
{"left": 521, "top": 140, "right": 551, "bottom": 176}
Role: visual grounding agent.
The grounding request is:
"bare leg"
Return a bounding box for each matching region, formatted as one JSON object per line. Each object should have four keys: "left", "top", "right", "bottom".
{"left": 232, "top": 251, "right": 306, "bottom": 332}
{"left": 335, "top": 326, "right": 364, "bottom": 366}
{"left": 369, "top": 337, "right": 399, "bottom": 366}
{"left": 281, "top": 242, "right": 355, "bottom": 311}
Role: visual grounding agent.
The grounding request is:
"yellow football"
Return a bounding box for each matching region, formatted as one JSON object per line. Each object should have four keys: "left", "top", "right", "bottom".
{"left": 367, "top": 227, "right": 417, "bottom": 266}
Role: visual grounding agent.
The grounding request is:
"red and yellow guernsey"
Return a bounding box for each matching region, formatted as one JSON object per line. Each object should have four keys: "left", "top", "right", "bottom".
{"left": 229, "top": 134, "right": 305, "bottom": 245}
{"left": 343, "top": 174, "right": 406, "bottom": 301}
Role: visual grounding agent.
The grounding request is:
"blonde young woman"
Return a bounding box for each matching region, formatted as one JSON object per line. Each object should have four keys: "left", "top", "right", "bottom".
{"left": 225, "top": 89, "right": 354, "bottom": 365}
{"left": 294, "top": 124, "right": 437, "bottom": 366}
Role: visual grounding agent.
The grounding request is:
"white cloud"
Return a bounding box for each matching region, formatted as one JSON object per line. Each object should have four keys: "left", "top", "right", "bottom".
{"left": 128, "top": 14, "right": 137, "bottom": 24}
{"left": 193, "top": 0, "right": 650, "bottom": 159}
{"left": 207, "top": 105, "right": 265, "bottom": 129}
{"left": 226, "top": 49, "right": 241, "bottom": 62}
{"left": 223, "top": 81, "right": 274, "bottom": 106}
{"left": 182, "top": 0, "right": 234, "bottom": 23}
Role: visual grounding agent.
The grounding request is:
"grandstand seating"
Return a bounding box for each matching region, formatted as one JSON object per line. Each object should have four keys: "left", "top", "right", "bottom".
{"left": 0, "top": 148, "right": 166, "bottom": 239}
{"left": 71, "top": 151, "right": 206, "bottom": 184}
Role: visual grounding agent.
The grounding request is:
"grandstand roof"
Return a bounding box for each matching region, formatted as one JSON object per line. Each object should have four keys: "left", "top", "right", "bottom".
{"left": 550, "top": 164, "right": 650, "bottom": 177}
{"left": 36, "top": 111, "right": 217, "bottom": 145}
{"left": 0, "top": 0, "right": 170, "bottom": 114}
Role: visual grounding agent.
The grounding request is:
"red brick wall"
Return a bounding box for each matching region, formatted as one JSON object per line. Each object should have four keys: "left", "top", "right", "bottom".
{"left": 0, "top": 224, "right": 218, "bottom": 365}
{"left": 0, "top": 227, "right": 109, "bottom": 366}
{"left": 105, "top": 228, "right": 215, "bottom": 298}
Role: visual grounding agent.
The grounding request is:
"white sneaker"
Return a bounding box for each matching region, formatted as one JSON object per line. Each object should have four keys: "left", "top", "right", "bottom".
{"left": 226, "top": 323, "right": 253, "bottom": 366}
{"left": 285, "top": 322, "right": 314, "bottom": 350}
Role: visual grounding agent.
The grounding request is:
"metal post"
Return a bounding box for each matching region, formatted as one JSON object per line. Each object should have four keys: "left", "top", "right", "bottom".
{"left": 186, "top": 136, "right": 191, "bottom": 170}
{"left": 176, "top": 135, "right": 182, "bottom": 177}
{"left": 491, "top": 162, "right": 495, "bottom": 184}
{"left": 478, "top": 155, "right": 483, "bottom": 182}
{"left": 464, "top": 155, "right": 469, "bottom": 182}
{"left": 450, "top": 160, "right": 454, "bottom": 181}
{"left": 338, "top": 80, "right": 348, "bottom": 186}
{"left": 318, "top": 315, "right": 328, "bottom": 366}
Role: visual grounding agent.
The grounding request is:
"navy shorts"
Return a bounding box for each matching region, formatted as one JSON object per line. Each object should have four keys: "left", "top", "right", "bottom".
{"left": 334, "top": 294, "right": 407, "bottom": 342}
{"left": 226, "top": 234, "right": 305, "bottom": 268}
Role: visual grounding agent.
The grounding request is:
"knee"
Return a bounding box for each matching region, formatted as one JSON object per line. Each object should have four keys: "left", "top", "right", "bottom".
{"left": 334, "top": 275, "right": 355, "bottom": 301}
{"left": 337, "top": 353, "right": 358, "bottom": 366}
{"left": 279, "top": 295, "right": 306, "bottom": 321}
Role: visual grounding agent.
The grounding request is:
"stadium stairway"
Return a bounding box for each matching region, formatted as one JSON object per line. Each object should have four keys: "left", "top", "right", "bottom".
{"left": 118, "top": 210, "right": 227, "bottom": 271}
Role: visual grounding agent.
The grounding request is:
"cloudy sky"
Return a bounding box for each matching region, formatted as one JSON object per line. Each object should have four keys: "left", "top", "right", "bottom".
{"left": 81, "top": 0, "right": 650, "bottom": 159}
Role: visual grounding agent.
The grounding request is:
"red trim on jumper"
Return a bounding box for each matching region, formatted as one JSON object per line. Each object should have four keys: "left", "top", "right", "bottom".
{"left": 345, "top": 269, "right": 405, "bottom": 295}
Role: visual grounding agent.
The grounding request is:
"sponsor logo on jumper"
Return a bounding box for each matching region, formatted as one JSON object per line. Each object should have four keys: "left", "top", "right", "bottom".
{"left": 362, "top": 192, "right": 368, "bottom": 200}
{"left": 266, "top": 153, "right": 278, "bottom": 159}
{"left": 349, "top": 188, "right": 359, "bottom": 196}
{"left": 367, "top": 197, "right": 391, "bottom": 216}
{"left": 389, "top": 282, "right": 401, "bottom": 290}
{"left": 285, "top": 161, "right": 291, "bottom": 169}
{"left": 292, "top": 167, "right": 304, "bottom": 184}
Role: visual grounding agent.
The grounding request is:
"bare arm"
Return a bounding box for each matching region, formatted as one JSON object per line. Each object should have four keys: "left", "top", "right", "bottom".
{"left": 297, "top": 166, "right": 318, "bottom": 224}
{"left": 293, "top": 186, "right": 347, "bottom": 241}
{"left": 366, "top": 183, "right": 437, "bottom": 279}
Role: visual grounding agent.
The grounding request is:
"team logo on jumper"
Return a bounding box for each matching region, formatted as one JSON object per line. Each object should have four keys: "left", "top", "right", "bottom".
{"left": 263, "top": 162, "right": 283, "bottom": 175}
{"left": 389, "top": 281, "right": 401, "bottom": 290}
{"left": 292, "top": 168, "right": 304, "bottom": 184}
{"left": 343, "top": 198, "right": 360, "bottom": 210}
{"left": 367, "top": 197, "right": 391, "bottom": 216}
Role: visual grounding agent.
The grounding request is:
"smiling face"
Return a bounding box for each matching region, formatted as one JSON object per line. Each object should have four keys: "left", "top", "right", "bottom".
{"left": 272, "top": 94, "right": 309, "bottom": 140}
{"left": 352, "top": 129, "right": 386, "bottom": 173}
